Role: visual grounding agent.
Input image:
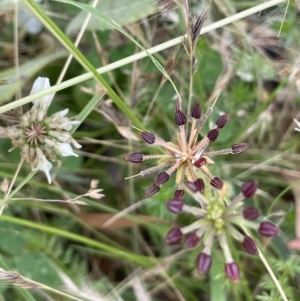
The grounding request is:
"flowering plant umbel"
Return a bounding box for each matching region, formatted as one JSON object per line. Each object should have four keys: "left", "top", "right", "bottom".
{"left": 126, "top": 98, "right": 250, "bottom": 198}
{"left": 165, "top": 180, "right": 279, "bottom": 282}
{"left": 1, "top": 77, "right": 81, "bottom": 184}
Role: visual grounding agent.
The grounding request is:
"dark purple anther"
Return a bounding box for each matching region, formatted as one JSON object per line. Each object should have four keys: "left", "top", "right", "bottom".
{"left": 225, "top": 262, "right": 240, "bottom": 282}
{"left": 125, "top": 153, "right": 143, "bottom": 163}
{"left": 197, "top": 252, "right": 212, "bottom": 274}
{"left": 166, "top": 198, "right": 184, "bottom": 213}
{"left": 140, "top": 131, "right": 155, "bottom": 144}
{"left": 241, "top": 180, "right": 258, "bottom": 198}
{"left": 231, "top": 143, "right": 250, "bottom": 154}
{"left": 166, "top": 228, "right": 183, "bottom": 244}
{"left": 210, "top": 177, "right": 223, "bottom": 190}
{"left": 207, "top": 129, "right": 219, "bottom": 142}
{"left": 242, "top": 236, "right": 258, "bottom": 255}
{"left": 191, "top": 102, "right": 201, "bottom": 119}
{"left": 216, "top": 113, "right": 230, "bottom": 128}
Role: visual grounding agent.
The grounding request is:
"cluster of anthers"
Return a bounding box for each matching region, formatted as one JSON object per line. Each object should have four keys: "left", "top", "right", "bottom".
{"left": 1, "top": 77, "right": 81, "bottom": 184}
{"left": 165, "top": 180, "right": 279, "bottom": 282}
{"left": 125, "top": 99, "right": 250, "bottom": 198}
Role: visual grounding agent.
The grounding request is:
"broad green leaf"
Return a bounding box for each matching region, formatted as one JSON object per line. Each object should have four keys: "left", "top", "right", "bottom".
{"left": 66, "top": 0, "right": 157, "bottom": 35}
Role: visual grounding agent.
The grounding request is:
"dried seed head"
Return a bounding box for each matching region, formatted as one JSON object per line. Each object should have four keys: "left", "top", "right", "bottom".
{"left": 144, "top": 184, "right": 160, "bottom": 198}
{"left": 125, "top": 153, "right": 143, "bottom": 163}
{"left": 166, "top": 227, "right": 183, "bottom": 244}
{"left": 194, "top": 178, "right": 205, "bottom": 193}
{"left": 243, "top": 207, "right": 260, "bottom": 220}
{"left": 191, "top": 102, "right": 201, "bottom": 119}
{"left": 194, "top": 157, "right": 207, "bottom": 168}
{"left": 210, "top": 177, "right": 223, "bottom": 190}
{"left": 140, "top": 131, "right": 155, "bottom": 144}
{"left": 197, "top": 252, "right": 212, "bottom": 274}
{"left": 207, "top": 129, "right": 219, "bottom": 142}
{"left": 216, "top": 113, "right": 230, "bottom": 128}
{"left": 241, "top": 180, "right": 258, "bottom": 198}
{"left": 175, "top": 109, "right": 187, "bottom": 126}
{"left": 259, "top": 221, "right": 279, "bottom": 237}
{"left": 231, "top": 143, "right": 250, "bottom": 154}
{"left": 242, "top": 236, "right": 258, "bottom": 255}
{"left": 166, "top": 198, "right": 184, "bottom": 213}
{"left": 184, "top": 181, "right": 198, "bottom": 193}
{"left": 156, "top": 171, "right": 170, "bottom": 185}
{"left": 174, "top": 189, "right": 184, "bottom": 199}
{"left": 185, "top": 232, "right": 200, "bottom": 248}
{"left": 225, "top": 262, "right": 240, "bottom": 282}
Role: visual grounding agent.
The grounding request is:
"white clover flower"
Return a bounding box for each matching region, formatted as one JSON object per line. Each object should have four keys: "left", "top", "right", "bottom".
{"left": 293, "top": 118, "right": 300, "bottom": 132}
{"left": 4, "top": 77, "right": 82, "bottom": 184}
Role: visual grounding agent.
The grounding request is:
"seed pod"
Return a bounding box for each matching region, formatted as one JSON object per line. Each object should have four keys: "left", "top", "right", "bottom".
{"left": 197, "top": 252, "right": 212, "bottom": 274}
{"left": 225, "top": 262, "right": 240, "bottom": 282}
{"left": 194, "top": 157, "right": 207, "bottom": 168}
{"left": 174, "top": 189, "right": 184, "bottom": 199}
{"left": 184, "top": 181, "right": 198, "bottom": 193}
{"left": 194, "top": 178, "right": 205, "bottom": 193}
{"left": 191, "top": 102, "right": 201, "bottom": 119}
{"left": 207, "top": 129, "right": 219, "bottom": 142}
{"left": 175, "top": 109, "right": 187, "bottom": 126}
{"left": 185, "top": 232, "right": 200, "bottom": 248}
{"left": 166, "top": 198, "right": 184, "bottom": 213}
{"left": 210, "top": 177, "right": 223, "bottom": 190}
{"left": 144, "top": 184, "right": 160, "bottom": 198}
{"left": 259, "top": 221, "right": 279, "bottom": 237}
{"left": 231, "top": 143, "right": 250, "bottom": 154}
{"left": 242, "top": 236, "right": 258, "bottom": 255}
{"left": 243, "top": 207, "right": 260, "bottom": 221}
{"left": 166, "top": 227, "right": 183, "bottom": 244}
{"left": 140, "top": 132, "right": 155, "bottom": 144}
{"left": 216, "top": 113, "right": 230, "bottom": 128}
{"left": 125, "top": 153, "right": 143, "bottom": 163}
{"left": 241, "top": 180, "right": 258, "bottom": 198}
{"left": 156, "top": 171, "right": 170, "bottom": 185}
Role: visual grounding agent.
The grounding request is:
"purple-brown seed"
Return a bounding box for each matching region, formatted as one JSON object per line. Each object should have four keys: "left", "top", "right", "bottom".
{"left": 225, "top": 262, "right": 240, "bottom": 282}
{"left": 207, "top": 129, "right": 219, "bottom": 142}
{"left": 197, "top": 252, "right": 212, "bottom": 274}
{"left": 241, "top": 180, "right": 258, "bottom": 198}
{"left": 184, "top": 181, "right": 198, "bottom": 193}
{"left": 258, "top": 221, "right": 279, "bottom": 237}
{"left": 231, "top": 143, "right": 250, "bottom": 154}
{"left": 174, "top": 189, "right": 184, "bottom": 199}
{"left": 125, "top": 153, "right": 143, "bottom": 163}
{"left": 210, "top": 177, "right": 223, "bottom": 190}
{"left": 156, "top": 171, "right": 170, "bottom": 185}
{"left": 194, "top": 157, "right": 207, "bottom": 168}
{"left": 185, "top": 232, "right": 200, "bottom": 248}
{"left": 216, "top": 113, "right": 230, "bottom": 128}
{"left": 242, "top": 236, "right": 258, "bottom": 255}
{"left": 194, "top": 178, "right": 205, "bottom": 192}
{"left": 175, "top": 109, "right": 187, "bottom": 126}
{"left": 166, "top": 198, "right": 184, "bottom": 213}
{"left": 144, "top": 184, "right": 160, "bottom": 198}
{"left": 191, "top": 102, "right": 201, "bottom": 119}
{"left": 140, "top": 131, "right": 155, "bottom": 144}
{"left": 166, "top": 227, "right": 183, "bottom": 244}
{"left": 243, "top": 207, "right": 260, "bottom": 221}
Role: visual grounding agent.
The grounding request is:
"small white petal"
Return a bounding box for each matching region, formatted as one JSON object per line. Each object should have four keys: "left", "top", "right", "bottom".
{"left": 56, "top": 143, "right": 78, "bottom": 157}
{"left": 294, "top": 118, "right": 300, "bottom": 130}
{"left": 30, "top": 77, "right": 54, "bottom": 111}
{"left": 51, "top": 108, "right": 69, "bottom": 121}
{"left": 36, "top": 155, "right": 53, "bottom": 184}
